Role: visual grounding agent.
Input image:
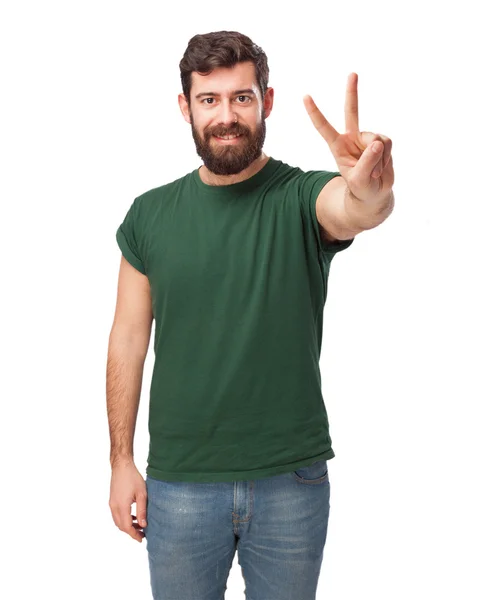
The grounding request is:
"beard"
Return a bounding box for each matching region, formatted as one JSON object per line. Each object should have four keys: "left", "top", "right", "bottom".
{"left": 190, "top": 108, "right": 267, "bottom": 176}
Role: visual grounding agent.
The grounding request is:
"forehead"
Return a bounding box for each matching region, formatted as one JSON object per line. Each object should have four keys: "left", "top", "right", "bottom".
{"left": 191, "top": 61, "right": 259, "bottom": 96}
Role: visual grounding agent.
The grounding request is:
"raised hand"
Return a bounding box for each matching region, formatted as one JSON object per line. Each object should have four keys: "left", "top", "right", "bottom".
{"left": 303, "top": 73, "right": 394, "bottom": 205}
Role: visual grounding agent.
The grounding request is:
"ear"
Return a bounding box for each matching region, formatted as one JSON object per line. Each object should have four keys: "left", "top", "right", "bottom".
{"left": 263, "top": 87, "right": 274, "bottom": 119}
{"left": 178, "top": 93, "right": 191, "bottom": 124}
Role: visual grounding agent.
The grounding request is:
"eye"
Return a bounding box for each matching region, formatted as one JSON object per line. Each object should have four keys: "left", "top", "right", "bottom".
{"left": 201, "top": 96, "right": 252, "bottom": 105}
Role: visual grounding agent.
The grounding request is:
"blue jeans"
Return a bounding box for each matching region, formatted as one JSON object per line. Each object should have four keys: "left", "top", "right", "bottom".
{"left": 144, "top": 459, "right": 330, "bottom": 600}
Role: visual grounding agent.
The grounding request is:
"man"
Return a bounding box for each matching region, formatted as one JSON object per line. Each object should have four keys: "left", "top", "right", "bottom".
{"left": 107, "top": 30, "right": 394, "bottom": 600}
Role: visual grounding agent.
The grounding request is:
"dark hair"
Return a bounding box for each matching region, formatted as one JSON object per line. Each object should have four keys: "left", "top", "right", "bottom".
{"left": 179, "top": 31, "right": 269, "bottom": 107}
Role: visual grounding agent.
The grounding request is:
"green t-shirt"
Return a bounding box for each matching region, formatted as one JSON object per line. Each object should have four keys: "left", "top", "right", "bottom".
{"left": 116, "top": 156, "right": 354, "bottom": 482}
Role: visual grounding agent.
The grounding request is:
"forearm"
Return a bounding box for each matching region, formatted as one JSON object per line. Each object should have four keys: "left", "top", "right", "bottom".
{"left": 343, "top": 185, "right": 395, "bottom": 232}
{"left": 106, "top": 333, "right": 147, "bottom": 468}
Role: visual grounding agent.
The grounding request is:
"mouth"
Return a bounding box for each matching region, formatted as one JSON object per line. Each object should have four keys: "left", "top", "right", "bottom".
{"left": 213, "top": 134, "right": 244, "bottom": 144}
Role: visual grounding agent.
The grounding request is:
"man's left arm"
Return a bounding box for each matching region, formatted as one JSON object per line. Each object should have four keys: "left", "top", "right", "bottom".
{"left": 315, "top": 175, "right": 395, "bottom": 243}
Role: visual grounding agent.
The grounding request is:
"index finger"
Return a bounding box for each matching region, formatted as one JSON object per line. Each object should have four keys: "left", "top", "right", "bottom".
{"left": 303, "top": 94, "right": 339, "bottom": 147}
{"left": 117, "top": 506, "right": 144, "bottom": 542}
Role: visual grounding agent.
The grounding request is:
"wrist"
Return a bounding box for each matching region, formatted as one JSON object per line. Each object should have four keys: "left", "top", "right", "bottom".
{"left": 344, "top": 187, "right": 394, "bottom": 230}
{"left": 110, "top": 453, "right": 134, "bottom": 469}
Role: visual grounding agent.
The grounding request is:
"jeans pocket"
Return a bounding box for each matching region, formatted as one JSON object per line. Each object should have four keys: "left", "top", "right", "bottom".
{"left": 292, "top": 459, "right": 329, "bottom": 485}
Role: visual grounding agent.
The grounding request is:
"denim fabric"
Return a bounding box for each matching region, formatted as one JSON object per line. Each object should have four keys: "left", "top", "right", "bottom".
{"left": 143, "top": 459, "right": 330, "bottom": 599}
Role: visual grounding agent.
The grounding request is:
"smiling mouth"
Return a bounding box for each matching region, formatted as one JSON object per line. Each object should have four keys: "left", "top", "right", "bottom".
{"left": 213, "top": 134, "right": 243, "bottom": 142}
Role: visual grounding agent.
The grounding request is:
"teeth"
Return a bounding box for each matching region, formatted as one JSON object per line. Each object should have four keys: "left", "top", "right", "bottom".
{"left": 217, "top": 134, "right": 241, "bottom": 140}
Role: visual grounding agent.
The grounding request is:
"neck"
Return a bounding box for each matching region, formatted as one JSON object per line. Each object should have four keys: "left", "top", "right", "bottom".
{"left": 199, "top": 153, "right": 269, "bottom": 186}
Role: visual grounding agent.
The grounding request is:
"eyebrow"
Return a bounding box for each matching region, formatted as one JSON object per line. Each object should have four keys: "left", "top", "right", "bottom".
{"left": 195, "top": 88, "right": 256, "bottom": 99}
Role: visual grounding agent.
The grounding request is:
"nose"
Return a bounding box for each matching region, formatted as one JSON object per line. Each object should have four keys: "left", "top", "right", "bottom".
{"left": 216, "top": 101, "right": 238, "bottom": 129}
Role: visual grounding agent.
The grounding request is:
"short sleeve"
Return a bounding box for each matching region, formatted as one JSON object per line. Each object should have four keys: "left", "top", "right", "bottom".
{"left": 115, "top": 197, "right": 146, "bottom": 275}
{"left": 297, "top": 169, "right": 355, "bottom": 258}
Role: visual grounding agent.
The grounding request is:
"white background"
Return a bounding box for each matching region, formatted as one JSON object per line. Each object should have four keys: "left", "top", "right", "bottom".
{"left": 1, "top": 1, "right": 478, "bottom": 598}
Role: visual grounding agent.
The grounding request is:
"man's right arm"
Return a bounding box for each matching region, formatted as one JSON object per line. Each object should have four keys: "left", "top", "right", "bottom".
{"left": 106, "top": 256, "right": 153, "bottom": 543}
{"left": 106, "top": 255, "right": 153, "bottom": 467}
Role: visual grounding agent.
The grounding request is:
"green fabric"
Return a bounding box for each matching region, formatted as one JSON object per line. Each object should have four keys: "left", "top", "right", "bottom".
{"left": 116, "top": 157, "right": 354, "bottom": 482}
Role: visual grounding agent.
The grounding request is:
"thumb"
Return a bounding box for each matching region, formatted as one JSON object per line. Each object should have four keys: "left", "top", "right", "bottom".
{"left": 136, "top": 488, "right": 148, "bottom": 527}
{"left": 354, "top": 141, "right": 383, "bottom": 187}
